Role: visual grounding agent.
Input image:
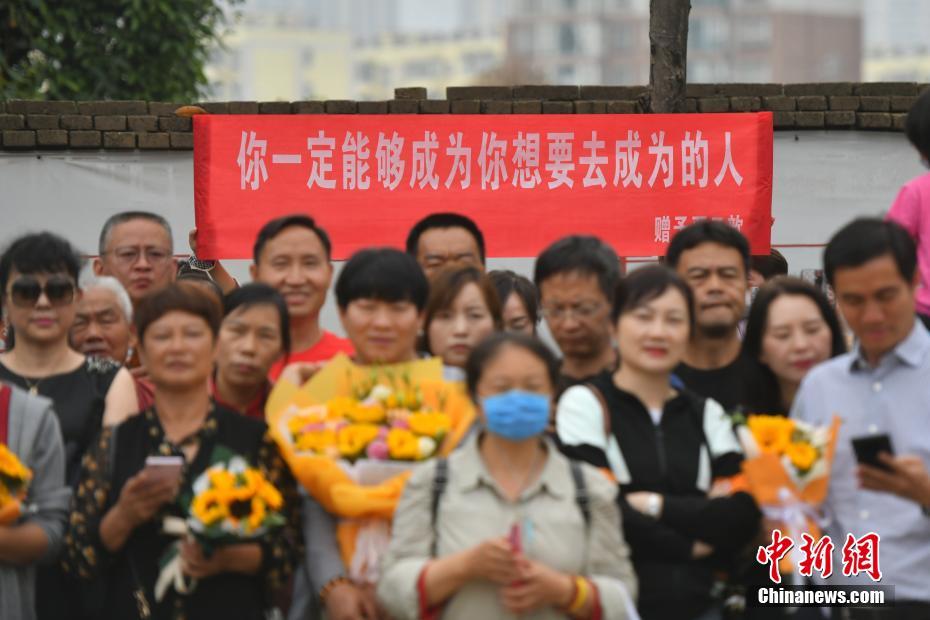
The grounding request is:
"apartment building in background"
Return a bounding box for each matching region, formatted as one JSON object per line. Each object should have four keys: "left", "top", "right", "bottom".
{"left": 207, "top": 0, "right": 513, "bottom": 100}
{"left": 506, "top": 0, "right": 861, "bottom": 86}
{"left": 863, "top": 0, "right": 930, "bottom": 81}
{"left": 208, "top": 0, "right": 878, "bottom": 102}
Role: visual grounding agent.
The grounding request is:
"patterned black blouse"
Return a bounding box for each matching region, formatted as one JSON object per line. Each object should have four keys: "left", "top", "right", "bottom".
{"left": 62, "top": 403, "right": 302, "bottom": 620}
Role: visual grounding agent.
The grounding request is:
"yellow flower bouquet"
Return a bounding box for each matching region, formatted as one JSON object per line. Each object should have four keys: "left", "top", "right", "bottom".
{"left": 0, "top": 443, "right": 32, "bottom": 525}
{"left": 155, "top": 454, "right": 286, "bottom": 601}
{"left": 188, "top": 456, "right": 285, "bottom": 539}
{"left": 267, "top": 353, "right": 476, "bottom": 582}
{"left": 734, "top": 414, "right": 841, "bottom": 577}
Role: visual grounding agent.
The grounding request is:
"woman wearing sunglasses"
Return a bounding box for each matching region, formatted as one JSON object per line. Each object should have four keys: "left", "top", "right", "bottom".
{"left": 0, "top": 233, "right": 138, "bottom": 620}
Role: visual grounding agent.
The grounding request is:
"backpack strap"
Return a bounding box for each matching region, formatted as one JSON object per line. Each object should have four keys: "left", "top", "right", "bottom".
{"left": 570, "top": 460, "right": 591, "bottom": 530}
{"left": 0, "top": 383, "right": 11, "bottom": 446}
{"left": 429, "top": 458, "right": 449, "bottom": 557}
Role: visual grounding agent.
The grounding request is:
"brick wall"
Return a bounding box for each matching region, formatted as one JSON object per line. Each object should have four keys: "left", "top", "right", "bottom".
{"left": 0, "top": 82, "right": 926, "bottom": 151}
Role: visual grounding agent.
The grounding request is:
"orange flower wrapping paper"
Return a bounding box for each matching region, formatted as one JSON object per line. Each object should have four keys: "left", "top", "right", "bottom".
{"left": 738, "top": 415, "right": 841, "bottom": 576}
{"left": 266, "top": 353, "right": 476, "bottom": 580}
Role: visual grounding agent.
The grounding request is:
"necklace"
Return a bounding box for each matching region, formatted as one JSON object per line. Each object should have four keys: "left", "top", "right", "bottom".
{"left": 23, "top": 377, "right": 42, "bottom": 395}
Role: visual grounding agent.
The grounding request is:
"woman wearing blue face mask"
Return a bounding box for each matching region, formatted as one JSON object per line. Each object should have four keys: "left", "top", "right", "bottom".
{"left": 378, "top": 332, "right": 638, "bottom": 620}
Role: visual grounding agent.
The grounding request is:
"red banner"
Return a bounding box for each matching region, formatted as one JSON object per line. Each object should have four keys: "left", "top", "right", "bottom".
{"left": 194, "top": 113, "right": 772, "bottom": 259}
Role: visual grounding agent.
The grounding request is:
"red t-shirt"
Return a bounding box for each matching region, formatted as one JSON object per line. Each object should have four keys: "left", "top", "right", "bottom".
{"left": 269, "top": 331, "right": 355, "bottom": 381}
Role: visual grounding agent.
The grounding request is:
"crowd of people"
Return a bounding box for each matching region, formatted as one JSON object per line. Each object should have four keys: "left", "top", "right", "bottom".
{"left": 3, "top": 92, "right": 930, "bottom": 620}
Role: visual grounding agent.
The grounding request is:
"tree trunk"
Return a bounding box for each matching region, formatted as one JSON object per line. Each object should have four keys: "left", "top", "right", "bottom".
{"left": 649, "top": 0, "right": 691, "bottom": 113}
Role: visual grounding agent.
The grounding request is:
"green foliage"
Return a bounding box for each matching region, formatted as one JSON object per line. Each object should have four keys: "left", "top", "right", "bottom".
{"left": 0, "top": 0, "right": 240, "bottom": 101}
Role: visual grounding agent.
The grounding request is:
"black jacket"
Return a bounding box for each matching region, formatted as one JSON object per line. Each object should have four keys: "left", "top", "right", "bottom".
{"left": 556, "top": 373, "right": 761, "bottom": 620}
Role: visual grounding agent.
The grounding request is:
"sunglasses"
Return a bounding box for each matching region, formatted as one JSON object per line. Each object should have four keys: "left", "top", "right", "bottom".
{"left": 9, "top": 275, "right": 76, "bottom": 308}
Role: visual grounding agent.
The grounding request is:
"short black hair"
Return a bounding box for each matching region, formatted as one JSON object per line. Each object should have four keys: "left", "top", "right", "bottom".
{"left": 906, "top": 88, "right": 930, "bottom": 160}
{"left": 253, "top": 214, "right": 332, "bottom": 263}
{"left": 611, "top": 264, "right": 695, "bottom": 331}
{"left": 0, "top": 232, "right": 83, "bottom": 297}
{"left": 405, "top": 213, "right": 486, "bottom": 264}
{"left": 464, "top": 332, "right": 559, "bottom": 403}
{"left": 823, "top": 218, "right": 917, "bottom": 287}
{"left": 488, "top": 269, "right": 540, "bottom": 327}
{"left": 666, "top": 220, "right": 751, "bottom": 274}
{"left": 750, "top": 248, "right": 789, "bottom": 280}
{"left": 533, "top": 235, "right": 620, "bottom": 301}
{"left": 223, "top": 283, "right": 291, "bottom": 355}
{"left": 335, "top": 248, "right": 429, "bottom": 311}
{"left": 99, "top": 211, "right": 173, "bottom": 255}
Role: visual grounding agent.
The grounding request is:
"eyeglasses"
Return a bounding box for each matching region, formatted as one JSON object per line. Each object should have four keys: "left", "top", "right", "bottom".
{"left": 540, "top": 302, "right": 604, "bottom": 322}
{"left": 9, "top": 275, "right": 76, "bottom": 308}
{"left": 104, "top": 246, "right": 172, "bottom": 267}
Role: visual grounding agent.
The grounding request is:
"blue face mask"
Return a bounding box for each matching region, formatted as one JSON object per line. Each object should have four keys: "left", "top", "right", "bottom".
{"left": 481, "top": 390, "right": 550, "bottom": 441}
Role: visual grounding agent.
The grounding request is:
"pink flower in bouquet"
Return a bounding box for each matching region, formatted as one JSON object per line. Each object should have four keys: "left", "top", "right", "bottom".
{"left": 391, "top": 418, "right": 410, "bottom": 430}
{"left": 366, "top": 440, "right": 389, "bottom": 460}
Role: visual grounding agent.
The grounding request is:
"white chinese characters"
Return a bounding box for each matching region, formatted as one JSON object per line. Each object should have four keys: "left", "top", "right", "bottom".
{"left": 234, "top": 128, "right": 747, "bottom": 193}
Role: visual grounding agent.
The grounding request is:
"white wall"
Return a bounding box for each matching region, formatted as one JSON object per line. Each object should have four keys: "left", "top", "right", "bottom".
{"left": 1, "top": 130, "right": 924, "bottom": 334}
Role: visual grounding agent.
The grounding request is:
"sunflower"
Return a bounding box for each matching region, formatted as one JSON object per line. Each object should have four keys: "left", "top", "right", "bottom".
{"left": 257, "top": 479, "right": 284, "bottom": 510}
{"left": 747, "top": 415, "right": 795, "bottom": 456}
{"left": 408, "top": 412, "right": 452, "bottom": 439}
{"left": 191, "top": 489, "right": 228, "bottom": 526}
{"left": 348, "top": 402, "right": 386, "bottom": 424}
{"left": 785, "top": 441, "right": 818, "bottom": 472}
{"left": 247, "top": 496, "right": 267, "bottom": 533}
{"left": 295, "top": 428, "right": 337, "bottom": 454}
{"left": 207, "top": 468, "right": 236, "bottom": 491}
{"left": 327, "top": 397, "right": 360, "bottom": 421}
{"left": 0, "top": 445, "right": 31, "bottom": 487}
{"left": 387, "top": 428, "right": 420, "bottom": 460}
{"left": 338, "top": 424, "right": 381, "bottom": 458}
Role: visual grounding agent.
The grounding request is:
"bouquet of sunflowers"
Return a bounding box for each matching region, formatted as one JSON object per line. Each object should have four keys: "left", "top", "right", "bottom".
{"left": 734, "top": 414, "right": 841, "bottom": 578}
{"left": 0, "top": 444, "right": 31, "bottom": 525}
{"left": 155, "top": 453, "right": 285, "bottom": 601}
{"left": 267, "top": 353, "right": 475, "bottom": 583}
{"left": 187, "top": 456, "right": 285, "bottom": 542}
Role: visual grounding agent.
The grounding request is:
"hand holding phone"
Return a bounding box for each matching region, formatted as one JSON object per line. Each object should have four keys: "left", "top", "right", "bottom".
{"left": 852, "top": 434, "right": 895, "bottom": 472}
{"left": 142, "top": 455, "right": 184, "bottom": 486}
{"left": 116, "top": 456, "right": 184, "bottom": 528}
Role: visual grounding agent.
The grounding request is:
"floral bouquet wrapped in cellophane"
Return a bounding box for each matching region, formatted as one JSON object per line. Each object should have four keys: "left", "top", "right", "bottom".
{"left": 266, "top": 353, "right": 476, "bottom": 583}
{"left": 155, "top": 451, "right": 286, "bottom": 601}
{"left": 734, "top": 414, "right": 841, "bottom": 577}
{"left": 0, "top": 443, "right": 31, "bottom": 525}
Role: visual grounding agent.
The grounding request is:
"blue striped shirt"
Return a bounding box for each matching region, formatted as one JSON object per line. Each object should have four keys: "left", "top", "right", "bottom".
{"left": 791, "top": 320, "right": 930, "bottom": 601}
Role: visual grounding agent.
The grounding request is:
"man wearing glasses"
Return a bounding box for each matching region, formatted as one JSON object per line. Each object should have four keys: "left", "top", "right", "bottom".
{"left": 534, "top": 235, "right": 621, "bottom": 395}
{"left": 93, "top": 211, "right": 177, "bottom": 309}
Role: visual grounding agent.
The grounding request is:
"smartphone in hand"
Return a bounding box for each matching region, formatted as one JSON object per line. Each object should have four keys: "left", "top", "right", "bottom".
{"left": 143, "top": 455, "right": 184, "bottom": 486}
{"left": 852, "top": 434, "right": 894, "bottom": 472}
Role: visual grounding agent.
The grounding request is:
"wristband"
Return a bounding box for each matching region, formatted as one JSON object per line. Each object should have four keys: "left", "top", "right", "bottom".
{"left": 188, "top": 256, "right": 216, "bottom": 272}
{"left": 319, "top": 576, "right": 352, "bottom": 602}
{"left": 568, "top": 576, "right": 590, "bottom": 614}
